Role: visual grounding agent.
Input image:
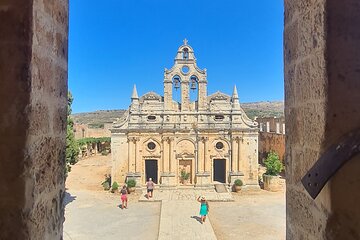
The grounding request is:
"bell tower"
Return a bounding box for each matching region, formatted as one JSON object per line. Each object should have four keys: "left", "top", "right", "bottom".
{"left": 164, "top": 39, "right": 207, "bottom": 111}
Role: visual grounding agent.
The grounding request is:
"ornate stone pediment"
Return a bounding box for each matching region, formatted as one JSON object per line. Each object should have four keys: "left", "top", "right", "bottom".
{"left": 140, "top": 91, "right": 162, "bottom": 101}
{"left": 176, "top": 152, "right": 195, "bottom": 159}
{"left": 208, "top": 91, "right": 231, "bottom": 101}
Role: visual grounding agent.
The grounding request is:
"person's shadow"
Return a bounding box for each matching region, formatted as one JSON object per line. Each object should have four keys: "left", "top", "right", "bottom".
{"left": 191, "top": 216, "right": 202, "bottom": 224}
{"left": 63, "top": 191, "right": 77, "bottom": 207}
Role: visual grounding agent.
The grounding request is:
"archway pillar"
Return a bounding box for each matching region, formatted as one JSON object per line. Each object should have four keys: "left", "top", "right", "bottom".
{"left": 285, "top": 0, "right": 360, "bottom": 239}
{"left": 0, "top": 0, "right": 68, "bottom": 239}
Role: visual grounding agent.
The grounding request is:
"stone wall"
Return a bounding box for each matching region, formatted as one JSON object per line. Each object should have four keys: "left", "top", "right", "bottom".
{"left": 0, "top": 0, "right": 68, "bottom": 239}
{"left": 258, "top": 132, "right": 285, "bottom": 163}
{"left": 257, "top": 116, "right": 285, "bottom": 134}
{"left": 285, "top": 0, "right": 360, "bottom": 239}
{"left": 73, "top": 123, "right": 111, "bottom": 139}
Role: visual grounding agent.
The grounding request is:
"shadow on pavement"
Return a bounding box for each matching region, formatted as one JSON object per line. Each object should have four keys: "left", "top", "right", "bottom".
{"left": 63, "top": 191, "right": 77, "bottom": 207}
{"left": 191, "top": 215, "right": 202, "bottom": 224}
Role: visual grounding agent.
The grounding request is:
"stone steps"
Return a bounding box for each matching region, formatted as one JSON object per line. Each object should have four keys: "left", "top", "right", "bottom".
{"left": 214, "top": 184, "right": 228, "bottom": 193}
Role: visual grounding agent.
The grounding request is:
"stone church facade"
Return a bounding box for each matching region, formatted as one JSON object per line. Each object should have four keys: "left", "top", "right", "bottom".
{"left": 111, "top": 40, "right": 259, "bottom": 189}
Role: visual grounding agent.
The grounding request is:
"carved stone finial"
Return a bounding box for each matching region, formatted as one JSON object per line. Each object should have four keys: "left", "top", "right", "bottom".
{"left": 232, "top": 85, "right": 239, "bottom": 100}
{"left": 183, "top": 38, "right": 188, "bottom": 45}
{"left": 131, "top": 84, "right": 139, "bottom": 99}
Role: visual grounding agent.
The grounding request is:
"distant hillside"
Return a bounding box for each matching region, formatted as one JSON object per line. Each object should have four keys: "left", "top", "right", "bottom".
{"left": 71, "top": 110, "right": 126, "bottom": 124}
{"left": 241, "top": 101, "right": 284, "bottom": 119}
{"left": 71, "top": 101, "right": 284, "bottom": 124}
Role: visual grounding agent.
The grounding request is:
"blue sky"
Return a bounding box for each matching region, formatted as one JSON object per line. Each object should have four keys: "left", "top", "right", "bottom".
{"left": 69, "top": 0, "right": 284, "bottom": 113}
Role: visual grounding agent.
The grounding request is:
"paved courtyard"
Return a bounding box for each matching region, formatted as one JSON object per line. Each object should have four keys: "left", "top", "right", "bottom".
{"left": 209, "top": 191, "right": 285, "bottom": 240}
{"left": 64, "top": 155, "right": 285, "bottom": 240}
{"left": 63, "top": 190, "right": 161, "bottom": 240}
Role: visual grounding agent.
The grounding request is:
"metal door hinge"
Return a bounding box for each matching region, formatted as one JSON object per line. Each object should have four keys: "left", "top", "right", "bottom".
{"left": 301, "top": 129, "right": 360, "bottom": 199}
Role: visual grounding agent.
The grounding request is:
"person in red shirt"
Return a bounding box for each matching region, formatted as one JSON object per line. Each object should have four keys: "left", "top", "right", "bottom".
{"left": 120, "top": 185, "right": 128, "bottom": 209}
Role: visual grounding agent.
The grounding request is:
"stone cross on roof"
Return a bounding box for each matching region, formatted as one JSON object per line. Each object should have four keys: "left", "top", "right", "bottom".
{"left": 183, "top": 38, "right": 188, "bottom": 45}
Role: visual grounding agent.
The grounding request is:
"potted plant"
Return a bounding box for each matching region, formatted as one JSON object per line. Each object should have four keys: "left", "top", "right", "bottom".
{"left": 111, "top": 181, "right": 119, "bottom": 193}
{"left": 180, "top": 169, "right": 190, "bottom": 184}
{"left": 233, "top": 179, "right": 243, "bottom": 192}
{"left": 126, "top": 178, "right": 136, "bottom": 193}
{"left": 263, "top": 151, "right": 283, "bottom": 191}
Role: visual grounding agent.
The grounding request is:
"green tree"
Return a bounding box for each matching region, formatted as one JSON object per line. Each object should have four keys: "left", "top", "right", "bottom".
{"left": 66, "top": 91, "right": 79, "bottom": 174}
{"left": 264, "top": 151, "right": 283, "bottom": 176}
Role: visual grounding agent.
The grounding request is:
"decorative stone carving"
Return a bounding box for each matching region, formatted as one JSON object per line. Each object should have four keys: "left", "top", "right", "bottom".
{"left": 141, "top": 91, "right": 162, "bottom": 101}
{"left": 209, "top": 91, "right": 231, "bottom": 101}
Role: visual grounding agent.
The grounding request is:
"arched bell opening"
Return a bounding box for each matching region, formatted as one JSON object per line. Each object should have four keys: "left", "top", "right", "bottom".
{"left": 189, "top": 75, "right": 199, "bottom": 107}
{"left": 172, "top": 75, "right": 181, "bottom": 103}
{"left": 182, "top": 47, "right": 189, "bottom": 60}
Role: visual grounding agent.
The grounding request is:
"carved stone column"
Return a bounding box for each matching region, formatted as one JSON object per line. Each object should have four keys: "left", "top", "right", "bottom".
{"left": 203, "top": 137, "right": 208, "bottom": 172}
{"left": 195, "top": 136, "right": 211, "bottom": 188}
{"left": 127, "top": 137, "right": 132, "bottom": 172}
{"left": 161, "top": 136, "right": 169, "bottom": 172}
{"left": 160, "top": 136, "right": 175, "bottom": 188}
{"left": 231, "top": 137, "right": 238, "bottom": 172}
{"left": 161, "top": 137, "right": 165, "bottom": 173}
{"left": 168, "top": 137, "right": 174, "bottom": 173}
{"left": 237, "top": 137, "right": 241, "bottom": 172}
{"left": 229, "top": 136, "right": 244, "bottom": 185}
{"left": 134, "top": 137, "right": 140, "bottom": 173}
{"left": 126, "top": 136, "right": 141, "bottom": 187}
{"left": 196, "top": 136, "right": 203, "bottom": 172}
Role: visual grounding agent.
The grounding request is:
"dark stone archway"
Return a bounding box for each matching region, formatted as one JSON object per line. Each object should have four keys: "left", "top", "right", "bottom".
{"left": 0, "top": 0, "right": 68, "bottom": 239}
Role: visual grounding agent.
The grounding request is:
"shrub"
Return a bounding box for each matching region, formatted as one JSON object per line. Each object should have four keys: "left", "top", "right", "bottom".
{"left": 264, "top": 151, "right": 283, "bottom": 176}
{"left": 180, "top": 169, "right": 190, "bottom": 181}
{"left": 234, "top": 179, "right": 243, "bottom": 186}
{"left": 111, "top": 181, "right": 119, "bottom": 192}
{"left": 101, "top": 174, "right": 111, "bottom": 191}
{"left": 101, "top": 150, "right": 109, "bottom": 156}
{"left": 126, "top": 179, "right": 136, "bottom": 188}
{"left": 102, "top": 182, "right": 110, "bottom": 191}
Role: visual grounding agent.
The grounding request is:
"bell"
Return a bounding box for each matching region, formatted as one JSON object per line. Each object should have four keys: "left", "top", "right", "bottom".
{"left": 190, "top": 80, "right": 196, "bottom": 90}
{"left": 174, "top": 79, "right": 180, "bottom": 89}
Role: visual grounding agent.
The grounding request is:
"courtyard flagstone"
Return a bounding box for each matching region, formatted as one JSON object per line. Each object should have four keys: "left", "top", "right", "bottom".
{"left": 158, "top": 200, "right": 217, "bottom": 240}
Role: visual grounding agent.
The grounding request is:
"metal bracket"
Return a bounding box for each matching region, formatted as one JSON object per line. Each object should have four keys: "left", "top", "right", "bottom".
{"left": 301, "top": 129, "right": 360, "bottom": 199}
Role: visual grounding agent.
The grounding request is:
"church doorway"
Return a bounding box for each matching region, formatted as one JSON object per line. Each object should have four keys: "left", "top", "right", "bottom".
{"left": 179, "top": 159, "right": 192, "bottom": 184}
{"left": 145, "top": 160, "right": 158, "bottom": 184}
{"left": 213, "top": 159, "right": 226, "bottom": 183}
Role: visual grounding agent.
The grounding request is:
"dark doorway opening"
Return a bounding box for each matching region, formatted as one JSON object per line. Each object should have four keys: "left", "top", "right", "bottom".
{"left": 213, "top": 159, "right": 226, "bottom": 183}
{"left": 145, "top": 160, "right": 158, "bottom": 184}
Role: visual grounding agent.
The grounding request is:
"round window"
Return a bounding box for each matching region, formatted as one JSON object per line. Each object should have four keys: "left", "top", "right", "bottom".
{"left": 147, "top": 142, "right": 156, "bottom": 150}
{"left": 182, "top": 66, "right": 189, "bottom": 74}
{"left": 215, "top": 142, "right": 224, "bottom": 150}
